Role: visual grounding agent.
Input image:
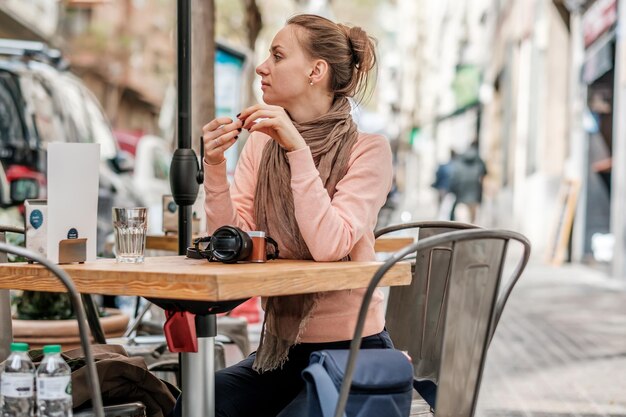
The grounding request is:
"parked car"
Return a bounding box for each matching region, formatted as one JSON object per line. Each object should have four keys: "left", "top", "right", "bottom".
{"left": 0, "top": 160, "right": 29, "bottom": 231}
{"left": 0, "top": 39, "right": 144, "bottom": 254}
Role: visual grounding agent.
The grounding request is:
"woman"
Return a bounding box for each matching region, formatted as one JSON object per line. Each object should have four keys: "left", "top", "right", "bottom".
{"left": 199, "top": 14, "right": 393, "bottom": 417}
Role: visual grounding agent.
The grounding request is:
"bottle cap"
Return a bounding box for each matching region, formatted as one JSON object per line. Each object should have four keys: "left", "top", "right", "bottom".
{"left": 10, "top": 342, "right": 29, "bottom": 352}
{"left": 43, "top": 345, "right": 62, "bottom": 354}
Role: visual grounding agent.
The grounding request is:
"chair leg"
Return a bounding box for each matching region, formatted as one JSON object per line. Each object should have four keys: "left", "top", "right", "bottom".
{"left": 0, "top": 289, "right": 11, "bottom": 362}
{"left": 0, "top": 231, "right": 12, "bottom": 362}
{"left": 410, "top": 399, "right": 434, "bottom": 416}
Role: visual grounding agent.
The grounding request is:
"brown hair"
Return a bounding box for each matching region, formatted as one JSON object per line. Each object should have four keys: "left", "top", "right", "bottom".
{"left": 287, "top": 14, "right": 377, "bottom": 101}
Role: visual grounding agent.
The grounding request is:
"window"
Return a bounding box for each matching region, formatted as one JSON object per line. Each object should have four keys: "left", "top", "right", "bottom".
{"left": 62, "top": 7, "right": 93, "bottom": 37}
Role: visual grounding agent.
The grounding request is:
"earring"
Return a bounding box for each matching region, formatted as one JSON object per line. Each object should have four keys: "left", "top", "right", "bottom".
{"left": 309, "top": 78, "right": 314, "bottom": 86}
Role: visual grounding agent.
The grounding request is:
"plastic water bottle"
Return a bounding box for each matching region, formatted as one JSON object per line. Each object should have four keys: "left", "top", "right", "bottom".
{"left": 36, "top": 345, "right": 72, "bottom": 417}
{"left": 0, "top": 342, "right": 35, "bottom": 417}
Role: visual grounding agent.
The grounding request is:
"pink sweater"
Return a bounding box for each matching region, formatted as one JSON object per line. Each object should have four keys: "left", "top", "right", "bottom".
{"left": 203, "top": 131, "right": 393, "bottom": 343}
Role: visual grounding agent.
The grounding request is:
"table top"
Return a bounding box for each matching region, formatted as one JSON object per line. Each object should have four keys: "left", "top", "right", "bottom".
{"left": 0, "top": 256, "right": 411, "bottom": 302}
{"left": 146, "top": 234, "right": 414, "bottom": 253}
{"left": 373, "top": 236, "right": 414, "bottom": 252}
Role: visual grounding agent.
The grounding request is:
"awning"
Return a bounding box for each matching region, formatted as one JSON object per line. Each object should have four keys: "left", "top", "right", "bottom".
{"left": 582, "top": 29, "right": 615, "bottom": 84}
{"left": 0, "top": 1, "right": 59, "bottom": 43}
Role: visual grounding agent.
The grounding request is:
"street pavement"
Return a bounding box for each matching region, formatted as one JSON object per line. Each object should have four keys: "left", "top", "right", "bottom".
{"left": 476, "top": 261, "right": 626, "bottom": 417}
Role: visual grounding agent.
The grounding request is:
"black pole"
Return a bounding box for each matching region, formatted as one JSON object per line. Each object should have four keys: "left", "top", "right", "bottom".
{"left": 177, "top": 0, "right": 191, "bottom": 151}
{"left": 170, "top": 0, "right": 201, "bottom": 255}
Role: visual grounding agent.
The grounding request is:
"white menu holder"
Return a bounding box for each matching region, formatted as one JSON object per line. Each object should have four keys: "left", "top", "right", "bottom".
{"left": 47, "top": 143, "right": 100, "bottom": 264}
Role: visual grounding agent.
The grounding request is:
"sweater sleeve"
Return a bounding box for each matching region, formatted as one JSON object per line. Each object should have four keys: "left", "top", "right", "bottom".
{"left": 203, "top": 136, "right": 260, "bottom": 233}
{"left": 287, "top": 134, "right": 393, "bottom": 261}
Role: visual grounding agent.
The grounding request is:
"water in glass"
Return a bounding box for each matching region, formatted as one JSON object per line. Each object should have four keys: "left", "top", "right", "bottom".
{"left": 112, "top": 207, "right": 147, "bottom": 263}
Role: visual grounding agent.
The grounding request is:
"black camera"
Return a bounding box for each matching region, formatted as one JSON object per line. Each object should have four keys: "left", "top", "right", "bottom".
{"left": 188, "top": 225, "right": 279, "bottom": 263}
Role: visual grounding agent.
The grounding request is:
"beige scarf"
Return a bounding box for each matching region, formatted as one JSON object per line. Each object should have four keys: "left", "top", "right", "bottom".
{"left": 252, "top": 97, "right": 359, "bottom": 372}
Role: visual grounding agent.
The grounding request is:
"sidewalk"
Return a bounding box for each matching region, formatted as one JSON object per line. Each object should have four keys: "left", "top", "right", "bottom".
{"left": 476, "top": 261, "right": 626, "bottom": 417}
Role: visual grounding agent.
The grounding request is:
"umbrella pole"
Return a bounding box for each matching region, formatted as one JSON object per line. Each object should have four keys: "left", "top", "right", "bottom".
{"left": 170, "top": 0, "right": 199, "bottom": 255}
{"left": 170, "top": 2, "right": 218, "bottom": 417}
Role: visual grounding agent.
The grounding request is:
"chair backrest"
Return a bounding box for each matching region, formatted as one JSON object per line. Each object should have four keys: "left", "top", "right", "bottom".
{"left": 376, "top": 221, "right": 478, "bottom": 380}
{"left": 430, "top": 229, "right": 529, "bottom": 417}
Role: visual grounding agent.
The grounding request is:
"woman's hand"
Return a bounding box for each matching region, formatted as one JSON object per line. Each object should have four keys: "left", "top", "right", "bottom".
{"left": 239, "top": 104, "right": 307, "bottom": 152}
{"left": 202, "top": 116, "right": 243, "bottom": 165}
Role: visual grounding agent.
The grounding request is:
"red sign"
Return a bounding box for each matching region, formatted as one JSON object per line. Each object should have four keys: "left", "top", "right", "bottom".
{"left": 583, "top": 0, "right": 618, "bottom": 48}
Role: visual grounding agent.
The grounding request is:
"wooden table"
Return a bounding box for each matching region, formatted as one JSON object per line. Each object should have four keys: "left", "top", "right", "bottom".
{"left": 0, "top": 256, "right": 411, "bottom": 417}
{"left": 146, "top": 234, "right": 415, "bottom": 254}
{"left": 0, "top": 256, "right": 410, "bottom": 300}
{"left": 373, "top": 236, "right": 414, "bottom": 252}
{"left": 145, "top": 235, "right": 196, "bottom": 252}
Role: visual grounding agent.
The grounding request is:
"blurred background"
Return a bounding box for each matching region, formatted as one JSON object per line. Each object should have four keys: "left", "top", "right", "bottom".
{"left": 2, "top": 0, "right": 623, "bottom": 277}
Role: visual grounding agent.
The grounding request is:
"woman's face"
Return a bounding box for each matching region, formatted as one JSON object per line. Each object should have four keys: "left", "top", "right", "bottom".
{"left": 256, "top": 25, "right": 315, "bottom": 109}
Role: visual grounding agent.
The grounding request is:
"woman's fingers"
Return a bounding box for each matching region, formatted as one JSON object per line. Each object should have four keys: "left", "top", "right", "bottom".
{"left": 239, "top": 103, "right": 281, "bottom": 118}
{"left": 203, "top": 122, "right": 241, "bottom": 164}
{"left": 249, "top": 119, "right": 302, "bottom": 151}
{"left": 247, "top": 118, "right": 277, "bottom": 133}
{"left": 209, "top": 137, "right": 237, "bottom": 154}
{"left": 216, "top": 129, "right": 240, "bottom": 146}
{"left": 202, "top": 117, "right": 242, "bottom": 142}
{"left": 237, "top": 104, "right": 261, "bottom": 121}
{"left": 206, "top": 128, "right": 239, "bottom": 150}
{"left": 241, "top": 109, "right": 282, "bottom": 130}
{"left": 202, "top": 116, "right": 233, "bottom": 133}
{"left": 239, "top": 104, "right": 285, "bottom": 128}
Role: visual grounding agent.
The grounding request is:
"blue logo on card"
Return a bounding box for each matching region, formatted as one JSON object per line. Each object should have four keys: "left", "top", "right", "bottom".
{"left": 30, "top": 210, "right": 43, "bottom": 230}
{"left": 67, "top": 228, "right": 78, "bottom": 239}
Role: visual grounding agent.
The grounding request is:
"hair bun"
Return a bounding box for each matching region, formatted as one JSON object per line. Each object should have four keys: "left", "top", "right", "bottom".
{"left": 339, "top": 24, "right": 374, "bottom": 72}
{"left": 347, "top": 26, "right": 366, "bottom": 68}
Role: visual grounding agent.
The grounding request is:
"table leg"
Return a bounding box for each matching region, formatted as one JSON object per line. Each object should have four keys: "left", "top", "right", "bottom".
{"left": 182, "top": 314, "right": 217, "bottom": 417}
{"left": 81, "top": 294, "right": 106, "bottom": 344}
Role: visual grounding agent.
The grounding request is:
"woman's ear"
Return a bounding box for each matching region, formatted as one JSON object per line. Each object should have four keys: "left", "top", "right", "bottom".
{"left": 309, "top": 59, "right": 329, "bottom": 85}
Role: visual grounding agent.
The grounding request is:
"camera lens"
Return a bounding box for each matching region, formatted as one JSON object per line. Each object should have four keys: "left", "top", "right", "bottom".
{"left": 210, "top": 226, "right": 252, "bottom": 263}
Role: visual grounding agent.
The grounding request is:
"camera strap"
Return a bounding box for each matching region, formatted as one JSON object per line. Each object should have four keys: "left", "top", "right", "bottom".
{"left": 266, "top": 236, "right": 279, "bottom": 260}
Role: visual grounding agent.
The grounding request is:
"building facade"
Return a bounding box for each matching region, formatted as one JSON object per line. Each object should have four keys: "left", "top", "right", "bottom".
{"left": 60, "top": 0, "right": 176, "bottom": 135}
{"left": 396, "top": 0, "right": 626, "bottom": 279}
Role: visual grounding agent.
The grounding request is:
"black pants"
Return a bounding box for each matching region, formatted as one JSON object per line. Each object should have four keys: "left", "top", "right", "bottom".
{"left": 171, "top": 330, "right": 394, "bottom": 417}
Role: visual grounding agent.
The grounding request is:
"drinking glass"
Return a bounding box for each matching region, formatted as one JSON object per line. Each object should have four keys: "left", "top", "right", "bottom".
{"left": 112, "top": 207, "right": 148, "bottom": 263}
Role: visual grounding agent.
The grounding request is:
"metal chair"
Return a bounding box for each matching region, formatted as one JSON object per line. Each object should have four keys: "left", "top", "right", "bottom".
{"left": 335, "top": 228, "right": 531, "bottom": 417}
{"left": 0, "top": 242, "right": 105, "bottom": 417}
